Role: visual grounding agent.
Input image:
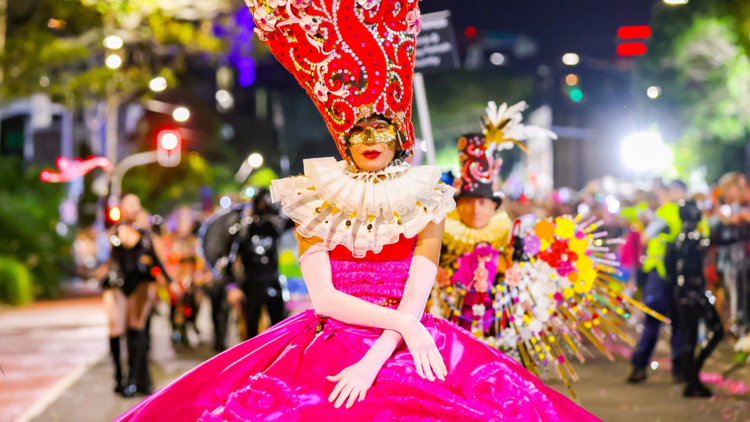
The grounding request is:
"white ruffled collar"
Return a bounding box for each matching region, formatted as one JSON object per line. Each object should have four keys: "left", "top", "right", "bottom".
{"left": 270, "top": 157, "right": 456, "bottom": 257}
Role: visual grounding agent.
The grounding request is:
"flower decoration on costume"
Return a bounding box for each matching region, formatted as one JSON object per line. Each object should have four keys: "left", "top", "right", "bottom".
{"left": 437, "top": 213, "right": 672, "bottom": 398}
{"left": 406, "top": 9, "right": 422, "bottom": 35}
{"left": 523, "top": 234, "right": 541, "bottom": 256}
{"left": 300, "top": 15, "right": 319, "bottom": 36}
{"left": 357, "top": 0, "right": 379, "bottom": 10}
{"left": 314, "top": 81, "right": 328, "bottom": 102}
{"left": 505, "top": 264, "right": 521, "bottom": 287}
{"left": 253, "top": 7, "right": 277, "bottom": 31}
{"left": 246, "top": 0, "right": 420, "bottom": 160}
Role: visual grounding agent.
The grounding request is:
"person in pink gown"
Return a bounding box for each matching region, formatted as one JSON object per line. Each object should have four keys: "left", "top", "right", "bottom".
{"left": 114, "top": 1, "right": 601, "bottom": 421}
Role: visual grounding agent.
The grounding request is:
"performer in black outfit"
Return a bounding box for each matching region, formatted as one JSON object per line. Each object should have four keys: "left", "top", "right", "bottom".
{"left": 665, "top": 200, "right": 724, "bottom": 397}
{"left": 200, "top": 189, "right": 293, "bottom": 350}
{"left": 226, "top": 188, "right": 291, "bottom": 339}
{"left": 96, "top": 194, "right": 168, "bottom": 397}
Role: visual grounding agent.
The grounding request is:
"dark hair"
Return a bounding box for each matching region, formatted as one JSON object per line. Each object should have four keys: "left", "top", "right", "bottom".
{"left": 668, "top": 179, "right": 687, "bottom": 192}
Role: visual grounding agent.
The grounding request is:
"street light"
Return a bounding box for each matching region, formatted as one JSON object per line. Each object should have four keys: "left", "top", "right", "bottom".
{"left": 105, "top": 55, "right": 122, "bottom": 69}
{"left": 562, "top": 53, "right": 580, "bottom": 66}
{"left": 248, "top": 153, "right": 264, "bottom": 168}
{"left": 664, "top": 0, "right": 688, "bottom": 4}
{"left": 621, "top": 132, "right": 673, "bottom": 174}
{"left": 173, "top": 107, "right": 190, "bottom": 122}
{"left": 103, "top": 36, "right": 123, "bottom": 49}
{"left": 490, "top": 53, "right": 506, "bottom": 66}
{"left": 220, "top": 196, "right": 232, "bottom": 209}
{"left": 647, "top": 86, "right": 661, "bottom": 99}
{"left": 149, "top": 77, "right": 167, "bottom": 92}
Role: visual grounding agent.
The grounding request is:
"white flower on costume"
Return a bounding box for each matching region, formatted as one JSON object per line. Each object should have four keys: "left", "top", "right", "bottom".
{"left": 244, "top": 0, "right": 257, "bottom": 9}
{"left": 267, "top": 0, "right": 287, "bottom": 8}
{"left": 300, "top": 15, "right": 319, "bottom": 36}
{"left": 314, "top": 81, "right": 329, "bottom": 102}
{"left": 472, "top": 304, "right": 486, "bottom": 317}
{"left": 291, "top": 0, "right": 310, "bottom": 8}
{"left": 254, "top": 7, "right": 277, "bottom": 31}
{"left": 498, "top": 328, "right": 518, "bottom": 349}
{"left": 406, "top": 9, "right": 422, "bottom": 36}
{"left": 254, "top": 28, "right": 267, "bottom": 41}
{"left": 357, "top": 0, "right": 379, "bottom": 11}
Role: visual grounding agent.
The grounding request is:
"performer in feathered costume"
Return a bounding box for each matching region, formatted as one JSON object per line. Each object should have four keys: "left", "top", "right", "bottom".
{"left": 438, "top": 103, "right": 671, "bottom": 397}
{"left": 114, "top": 2, "right": 600, "bottom": 421}
{"left": 433, "top": 101, "right": 556, "bottom": 328}
{"left": 435, "top": 101, "right": 550, "bottom": 331}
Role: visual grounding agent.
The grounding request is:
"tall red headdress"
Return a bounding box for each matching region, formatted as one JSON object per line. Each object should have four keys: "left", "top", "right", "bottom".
{"left": 247, "top": 0, "right": 421, "bottom": 160}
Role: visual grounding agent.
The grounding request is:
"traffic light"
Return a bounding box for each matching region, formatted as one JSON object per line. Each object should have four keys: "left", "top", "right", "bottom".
{"left": 562, "top": 75, "right": 583, "bottom": 102}
{"left": 157, "top": 129, "right": 181, "bottom": 167}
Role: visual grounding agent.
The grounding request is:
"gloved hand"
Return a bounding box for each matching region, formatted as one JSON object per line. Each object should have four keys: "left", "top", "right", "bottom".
{"left": 300, "top": 245, "right": 440, "bottom": 377}
{"left": 326, "top": 354, "right": 381, "bottom": 408}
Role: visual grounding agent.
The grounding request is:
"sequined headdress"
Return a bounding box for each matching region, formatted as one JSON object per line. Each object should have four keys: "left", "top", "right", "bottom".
{"left": 455, "top": 101, "right": 558, "bottom": 203}
{"left": 247, "top": 0, "right": 421, "bottom": 161}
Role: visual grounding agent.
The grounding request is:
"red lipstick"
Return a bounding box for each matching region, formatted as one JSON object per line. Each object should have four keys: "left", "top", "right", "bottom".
{"left": 362, "top": 150, "right": 381, "bottom": 159}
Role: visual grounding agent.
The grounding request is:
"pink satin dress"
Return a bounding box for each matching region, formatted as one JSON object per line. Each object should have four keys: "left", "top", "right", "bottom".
{"left": 114, "top": 236, "right": 601, "bottom": 422}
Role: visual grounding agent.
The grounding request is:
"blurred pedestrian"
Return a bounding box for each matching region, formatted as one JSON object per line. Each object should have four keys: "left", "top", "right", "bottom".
{"left": 164, "top": 207, "right": 207, "bottom": 347}
{"left": 93, "top": 194, "right": 168, "bottom": 397}
{"left": 711, "top": 172, "right": 749, "bottom": 335}
{"left": 226, "top": 188, "right": 291, "bottom": 340}
{"left": 666, "top": 200, "right": 724, "bottom": 397}
{"left": 627, "top": 180, "right": 687, "bottom": 384}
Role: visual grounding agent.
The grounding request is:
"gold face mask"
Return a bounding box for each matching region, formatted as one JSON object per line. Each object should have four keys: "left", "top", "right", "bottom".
{"left": 347, "top": 124, "right": 397, "bottom": 147}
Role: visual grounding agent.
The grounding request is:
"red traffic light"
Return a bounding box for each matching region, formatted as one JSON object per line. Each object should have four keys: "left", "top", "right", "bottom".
{"left": 617, "top": 42, "right": 647, "bottom": 56}
{"left": 465, "top": 26, "right": 477, "bottom": 38}
{"left": 617, "top": 26, "right": 651, "bottom": 39}
{"left": 109, "top": 206, "right": 122, "bottom": 222}
{"left": 158, "top": 130, "right": 181, "bottom": 151}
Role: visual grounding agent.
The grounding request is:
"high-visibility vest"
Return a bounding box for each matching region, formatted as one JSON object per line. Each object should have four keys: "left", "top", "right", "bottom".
{"left": 642, "top": 203, "right": 681, "bottom": 278}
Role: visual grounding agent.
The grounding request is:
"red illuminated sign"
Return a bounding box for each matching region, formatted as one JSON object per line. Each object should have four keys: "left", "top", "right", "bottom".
{"left": 617, "top": 42, "right": 647, "bottom": 56}
{"left": 617, "top": 26, "right": 651, "bottom": 39}
{"left": 40, "top": 156, "right": 111, "bottom": 183}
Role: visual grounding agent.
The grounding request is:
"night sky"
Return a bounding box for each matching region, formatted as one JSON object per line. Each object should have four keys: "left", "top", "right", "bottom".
{"left": 421, "top": 0, "right": 657, "bottom": 61}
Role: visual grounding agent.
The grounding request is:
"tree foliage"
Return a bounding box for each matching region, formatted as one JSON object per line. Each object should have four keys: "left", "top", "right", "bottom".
{"left": 2, "top": 0, "right": 236, "bottom": 106}
{"left": 638, "top": 0, "right": 750, "bottom": 179}
{"left": 0, "top": 157, "right": 72, "bottom": 300}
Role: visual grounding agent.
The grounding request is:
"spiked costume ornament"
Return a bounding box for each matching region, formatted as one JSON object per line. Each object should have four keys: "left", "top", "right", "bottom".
{"left": 247, "top": 0, "right": 421, "bottom": 165}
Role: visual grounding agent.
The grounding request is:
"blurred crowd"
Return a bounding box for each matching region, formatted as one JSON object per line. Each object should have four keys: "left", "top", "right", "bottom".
{"left": 503, "top": 171, "right": 750, "bottom": 347}
{"left": 63, "top": 169, "right": 750, "bottom": 397}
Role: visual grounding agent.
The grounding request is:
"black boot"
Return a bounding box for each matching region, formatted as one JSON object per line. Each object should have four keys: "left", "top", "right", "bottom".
{"left": 626, "top": 366, "right": 647, "bottom": 384}
{"left": 124, "top": 329, "right": 152, "bottom": 397}
{"left": 109, "top": 336, "right": 125, "bottom": 395}
{"left": 683, "top": 381, "right": 713, "bottom": 397}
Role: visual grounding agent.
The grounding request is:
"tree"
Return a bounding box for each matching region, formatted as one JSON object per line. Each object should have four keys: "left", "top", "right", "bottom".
{"left": 0, "top": 157, "right": 72, "bottom": 301}
{"left": 3, "top": 0, "right": 235, "bottom": 104}
{"left": 637, "top": 0, "right": 750, "bottom": 180}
